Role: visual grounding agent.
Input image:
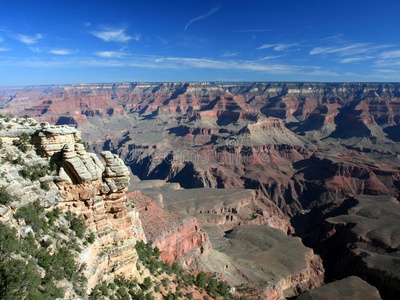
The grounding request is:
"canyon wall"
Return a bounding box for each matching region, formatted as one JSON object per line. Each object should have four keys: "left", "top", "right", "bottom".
{"left": 1, "top": 82, "right": 399, "bottom": 298}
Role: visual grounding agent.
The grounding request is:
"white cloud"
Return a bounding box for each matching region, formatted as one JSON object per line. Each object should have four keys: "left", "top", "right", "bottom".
{"left": 310, "top": 43, "right": 368, "bottom": 55}
{"left": 380, "top": 50, "right": 400, "bottom": 59}
{"left": 158, "top": 57, "right": 299, "bottom": 74}
{"left": 375, "top": 59, "right": 400, "bottom": 67}
{"left": 259, "top": 55, "right": 284, "bottom": 60}
{"left": 310, "top": 43, "right": 391, "bottom": 56}
{"left": 257, "top": 44, "right": 275, "bottom": 50}
{"left": 340, "top": 56, "right": 374, "bottom": 63}
{"left": 49, "top": 49, "right": 77, "bottom": 55}
{"left": 84, "top": 22, "right": 91, "bottom": 27}
{"left": 320, "top": 33, "right": 344, "bottom": 41}
{"left": 221, "top": 51, "right": 239, "bottom": 57}
{"left": 94, "top": 50, "right": 127, "bottom": 58}
{"left": 91, "top": 27, "right": 135, "bottom": 42}
{"left": 16, "top": 33, "right": 44, "bottom": 44}
{"left": 185, "top": 6, "right": 220, "bottom": 31}
{"left": 257, "top": 43, "right": 298, "bottom": 51}
{"left": 0, "top": 53, "right": 338, "bottom": 79}
{"left": 0, "top": 47, "right": 10, "bottom": 52}
{"left": 305, "top": 69, "right": 339, "bottom": 76}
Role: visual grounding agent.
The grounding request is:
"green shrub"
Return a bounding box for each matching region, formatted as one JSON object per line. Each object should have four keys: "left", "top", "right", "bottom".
{"left": 15, "top": 200, "right": 48, "bottom": 233}
{"left": 40, "top": 181, "right": 51, "bottom": 191}
{"left": 87, "top": 232, "right": 96, "bottom": 244}
{"left": 165, "top": 291, "right": 174, "bottom": 300}
{"left": 13, "top": 155, "right": 24, "bottom": 165}
{"left": 70, "top": 216, "right": 86, "bottom": 238}
{"left": 12, "top": 133, "right": 30, "bottom": 153}
{"left": 19, "top": 164, "right": 47, "bottom": 181}
{"left": 20, "top": 132, "right": 29, "bottom": 143}
{"left": 206, "top": 277, "right": 218, "bottom": 297}
{"left": 117, "top": 287, "right": 130, "bottom": 300}
{"left": 46, "top": 208, "right": 60, "bottom": 227}
{"left": 145, "top": 292, "right": 154, "bottom": 300}
{"left": 161, "top": 278, "right": 169, "bottom": 288}
{"left": 49, "top": 247, "right": 78, "bottom": 281}
{"left": 0, "top": 186, "right": 16, "bottom": 205}
{"left": 100, "top": 282, "right": 109, "bottom": 296}
{"left": 0, "top": 259, "right": 42, "bottom": 299}
{"left": 196, "top": 272, "right": 207, "bottom": 289}
{"left": 108, "top": 282, "right": 117, "bottom": 290}
{"left": 88, "top": 285, "right": 103, "bottom": 300}
{"left": 217, "top": 280, "right": 230, "bottom": 297}
{"left": 142, "top": 277, "right": 152, "bottom": 291}
{"left": 49, "top": 162, "right": 58, "bottom": 172}
{"left": 0, "top": 224, "right": 21, "bottom": 256}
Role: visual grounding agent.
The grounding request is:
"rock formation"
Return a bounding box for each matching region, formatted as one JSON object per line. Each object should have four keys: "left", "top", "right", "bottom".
{"left": 308, "top": 195, "right": 400, "bottom": 300}
{"left": 128, "top": 190, "right": 210, "bottom": 264}
{"left": 296, "top": 276, "right": 382, "bottom": 300}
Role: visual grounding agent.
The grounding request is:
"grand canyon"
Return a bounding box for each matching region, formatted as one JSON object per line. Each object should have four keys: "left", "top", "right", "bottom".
{"left": 0, "top": 82, "right": 399, "bottom": 299}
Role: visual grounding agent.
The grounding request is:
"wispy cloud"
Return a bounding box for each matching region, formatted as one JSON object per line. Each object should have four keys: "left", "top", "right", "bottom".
{"left": 94, "top": 50, "right": 127, "bottom": 58}
{"left": 184, "top": 6, "right": 220, "bottom": 31}
{"left": 91, "top": 27, "right": 137, "bottom": 42}
{"left": 340, "top": 56, "right": 374, "bottom": 63}
{"left": 0, "top": 52, "right": 338, "bottom": 79}
{"left": 305, "top": 69, "right": 339, "bottom": 76}
{"left": 375, "top": 59, "right": 400, "bottom": 67}
{"left": 380, "top": 50, "right": 400, "bottom": 59}
{"left": 84, "top": 22, "right": 91, "bottom": 27}
{"left": 49, "top": 49, "right": 78, "bottom": 55}
{"left": 257, "top": 43, "right": 298, "bottom": 51}
{"left": 374, "top": 50, "right": 400, "bottom": 67}
{"left": 0, "top": 47, "right": 10, "bottom": 52}
{"left": 0, "top": 37, "right": 3, "bottom": 42}
{"left": 310, "top": 43, "right": 391, "bottom": 56}
{"left": 159, "top": 57, "right": 297, "bottom": 73}
{"left": 15, "top": 33, "right": 44, "bottom": 45}
{"left": 259, "top": 55, "right": 284, "bottom": 60}
{"left": 221, "top": 51, "right": 239, "bottom": 57}
{"left": 232, "top": 29, "right": 273, "bottom": 33}
{"left": 320, "top": 33, "right": 344, "bottom": 41}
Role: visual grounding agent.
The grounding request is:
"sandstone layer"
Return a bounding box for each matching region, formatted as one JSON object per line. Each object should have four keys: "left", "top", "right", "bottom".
{"left": 128, "top": 190, "right": 210, "bottom": 264}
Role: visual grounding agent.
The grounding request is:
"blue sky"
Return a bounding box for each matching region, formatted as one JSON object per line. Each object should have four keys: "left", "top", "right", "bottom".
{"left": 1, "top": 0, "right": 400, "bottom": 85}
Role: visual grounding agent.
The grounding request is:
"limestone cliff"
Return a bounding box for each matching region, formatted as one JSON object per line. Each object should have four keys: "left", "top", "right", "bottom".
{"left": 22, "top": 120, "right": 213, "bottom": 290}
{"left": 0, "top": 119, "right": 147, "bottom": 289}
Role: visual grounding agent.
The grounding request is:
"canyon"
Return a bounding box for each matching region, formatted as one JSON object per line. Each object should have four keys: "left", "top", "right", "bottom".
{"left": 1, "top": 81, "right": 399, "bottom": 299}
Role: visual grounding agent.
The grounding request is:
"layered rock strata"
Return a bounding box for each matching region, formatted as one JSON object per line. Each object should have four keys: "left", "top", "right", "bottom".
{"left": 128, "top": 190, "right": 210, "bottom": 264}
{"left": 30, "top": 125, "right": 147, "bottom": 288}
